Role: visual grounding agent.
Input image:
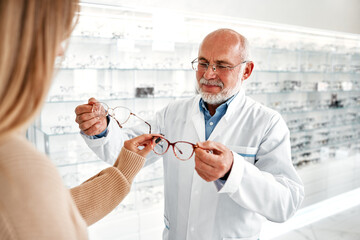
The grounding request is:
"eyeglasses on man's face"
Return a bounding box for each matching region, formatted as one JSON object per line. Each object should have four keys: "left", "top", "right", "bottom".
{"left": 91, "top": 102, "right": 152, "bottom": 134}
{"left": 191, "top": 58, "right": 248, "bottom": 74}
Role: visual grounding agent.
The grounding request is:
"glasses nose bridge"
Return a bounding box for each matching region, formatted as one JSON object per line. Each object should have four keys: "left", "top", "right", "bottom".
{"left": 204, "top": 63, "right": 218, "bottom": 75}
{"left": 169, "top": 142, "right": 177, "bottom": 153}
{"left": 205, "top": 63, "right": 217, "bottom": 72}
{"left": 210, "top": 63, "right": 217, "bottom": 72}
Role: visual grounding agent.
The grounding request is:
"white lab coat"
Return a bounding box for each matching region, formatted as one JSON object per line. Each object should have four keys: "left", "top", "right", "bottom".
{"left": 82, "top": 89, "right": 304, "bottom": 240}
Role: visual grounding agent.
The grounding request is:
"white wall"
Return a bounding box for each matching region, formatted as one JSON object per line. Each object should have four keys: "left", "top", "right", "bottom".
{"left": 84, "top": 0, "right": 360, "bottom": 35}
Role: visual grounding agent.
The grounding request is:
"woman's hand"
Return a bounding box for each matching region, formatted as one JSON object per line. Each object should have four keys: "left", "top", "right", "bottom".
{"left": 124, "top": 134, "right": 162, "bottom": 157}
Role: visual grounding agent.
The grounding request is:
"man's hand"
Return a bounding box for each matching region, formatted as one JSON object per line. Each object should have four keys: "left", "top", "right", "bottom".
{"left": 194, "top": 141, "right": 234, "bottom": 182}
{"left": 75, "top": 98, "right": 107, "bottom": 136}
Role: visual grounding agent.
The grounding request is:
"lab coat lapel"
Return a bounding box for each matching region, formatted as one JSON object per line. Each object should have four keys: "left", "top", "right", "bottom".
{"left": 208, "top": 90, "right": 245, "bottom": 141}
{"left": 191, "top": 96, "right": 206, "bottom": 142}
{"left": 208, "top": 117, "right": 228, "bottom": 141}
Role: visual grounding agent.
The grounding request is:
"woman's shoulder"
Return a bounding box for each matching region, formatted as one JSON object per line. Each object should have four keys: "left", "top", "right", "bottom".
{"left": 0, "top": 134, "right": 47, "bottom": 161}
{"left": 0, "top": 133, "right": 67, "bottom": 191}
{"left": 0, "top": 134, "right": 65, "bottom": 202}
{"left": 0, "top": 134, "right": 55, "bottom": 176}
{"left": 0, "top": 134, "right": 87, "bottom": 239}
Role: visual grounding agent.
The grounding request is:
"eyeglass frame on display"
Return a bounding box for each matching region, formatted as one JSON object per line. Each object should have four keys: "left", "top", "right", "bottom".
{"left": 191, "top": 57, "right": 249, "bottom": 73}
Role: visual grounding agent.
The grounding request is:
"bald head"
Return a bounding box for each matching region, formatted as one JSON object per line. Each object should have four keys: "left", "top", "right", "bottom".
{"left": 199, "top": 28, "right": 250, "bottom": 62}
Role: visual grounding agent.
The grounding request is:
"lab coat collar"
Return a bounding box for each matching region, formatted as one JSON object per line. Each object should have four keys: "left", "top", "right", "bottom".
{"left": 191, "top": 95, "right": 206, "bottom": 142}
{"left": 208, "top": 89, "right": 246, "bottom": 141}
{"left": 198, "top": 93, "right": 236, "bottom": 117}
{"left": 223, "top": 88, "right": 246, "bottom": 121}
{"left": 190, "top": 88, "right": 246, "bottom": 141}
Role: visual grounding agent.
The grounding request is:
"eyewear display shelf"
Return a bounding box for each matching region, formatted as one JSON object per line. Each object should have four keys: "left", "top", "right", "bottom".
{"left": 28, "top": 3, "right": 360, "bottom": 239}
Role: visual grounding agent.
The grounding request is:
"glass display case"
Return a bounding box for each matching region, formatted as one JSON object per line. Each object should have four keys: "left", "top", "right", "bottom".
{"left": 27, "top": 2, "right": 360, "bottom": 239}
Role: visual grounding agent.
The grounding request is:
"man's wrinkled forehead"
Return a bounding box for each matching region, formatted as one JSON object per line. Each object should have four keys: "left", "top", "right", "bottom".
{"left": 198, "top": 38, "right": 242, "bottom": 63}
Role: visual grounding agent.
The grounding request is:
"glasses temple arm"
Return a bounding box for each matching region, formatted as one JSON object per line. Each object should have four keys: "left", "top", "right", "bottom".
{"left": 131, "top": 113, "right": 152, "bottom": 134}
{"left": 175, "top": 145, "right": 183, "bottom": 154}
{"left": 111, "top": 115, "right": 123, "bottom": 129}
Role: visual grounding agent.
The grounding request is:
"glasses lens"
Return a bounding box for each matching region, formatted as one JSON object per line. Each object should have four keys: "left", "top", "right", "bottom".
{"left": 92, "top": 102, "right": 108, "bottom": 118}
{"left": 173, "top": 142, "right": 194, "bottom": 160}
{"left": 112, "top": 107, "right": 131, "bottom": 124}
{"left": 192, "top": 61, "right": 198, "bottom": 71}
{"left": 153, "top": 138, "right": 169, "bottom": 155}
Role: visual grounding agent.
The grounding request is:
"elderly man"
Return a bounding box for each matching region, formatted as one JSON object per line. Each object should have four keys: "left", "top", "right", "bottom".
{"left": 75, "top": 28, "right": 304, "bottom": 240}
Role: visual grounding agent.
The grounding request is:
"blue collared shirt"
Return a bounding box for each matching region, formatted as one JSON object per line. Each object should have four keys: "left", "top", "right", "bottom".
{"left": 199, "top": 95, "right": 236, "bottom": 141}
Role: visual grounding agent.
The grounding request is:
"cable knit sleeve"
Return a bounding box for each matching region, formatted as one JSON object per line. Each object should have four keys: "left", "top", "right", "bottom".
{"left": 70, "top": 147, "right": 145, "bottom": 225}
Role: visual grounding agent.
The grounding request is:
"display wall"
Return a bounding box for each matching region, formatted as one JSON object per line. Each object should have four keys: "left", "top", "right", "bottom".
{"left": 82, "top": 0, "right": 360, "bottom": 35}
{"left": 27, "top": 3, "right": 360, "bottom": 239}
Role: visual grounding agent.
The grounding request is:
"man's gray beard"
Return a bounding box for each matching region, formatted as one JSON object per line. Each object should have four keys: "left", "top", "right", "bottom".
{"left": 196, "top": 78, "right": 242, "bottom": 105}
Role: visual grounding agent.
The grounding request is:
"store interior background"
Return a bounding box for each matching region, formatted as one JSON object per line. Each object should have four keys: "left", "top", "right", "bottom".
{"left": 28, "top": 0, "right": 360, "bottom": 239}
{"left": 86, "top": 0, "right": 360, "bottom": 34}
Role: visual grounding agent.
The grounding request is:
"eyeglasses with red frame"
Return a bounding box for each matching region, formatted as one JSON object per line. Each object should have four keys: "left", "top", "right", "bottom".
{"left": 153, "top": 136, "right": 200, "bottom": 161}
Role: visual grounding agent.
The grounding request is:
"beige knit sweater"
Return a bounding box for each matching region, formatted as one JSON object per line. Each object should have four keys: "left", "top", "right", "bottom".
{"left": 0, "top": 134, "right": 146, "bottom": 240}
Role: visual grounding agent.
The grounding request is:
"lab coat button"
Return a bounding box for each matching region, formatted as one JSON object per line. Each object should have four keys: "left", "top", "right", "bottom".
{"left": 190, "top": 227, "right": 195, "bottom": 232}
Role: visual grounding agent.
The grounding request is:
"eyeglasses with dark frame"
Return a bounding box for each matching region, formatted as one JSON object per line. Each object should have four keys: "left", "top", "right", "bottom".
{"left": 91, "top": 102, "right": 152, "bottom": 134}
{"left": 191, "top": 57, "right": 249, "bottom": 73}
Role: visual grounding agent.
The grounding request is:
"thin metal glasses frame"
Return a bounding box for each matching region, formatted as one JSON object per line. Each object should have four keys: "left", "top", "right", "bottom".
{"left": 191, "top": 57, "right": 248, "bottom": 72}
{"left": 91, "top": 102, "right": 152, "bottom": 134}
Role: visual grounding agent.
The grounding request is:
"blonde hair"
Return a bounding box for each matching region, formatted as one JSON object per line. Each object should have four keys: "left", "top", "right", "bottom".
{"left": 0, "top": 0, "right": 79, "bottom": 139}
